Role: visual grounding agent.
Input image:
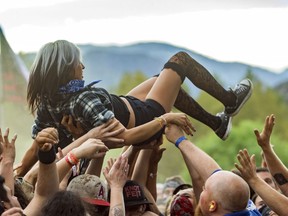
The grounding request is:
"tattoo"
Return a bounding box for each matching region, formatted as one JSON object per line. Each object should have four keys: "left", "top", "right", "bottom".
{"left": 273, "top": 173, "right": 288, "bottom": 185}
{"left": 110, "top": 204, "right": 124, "bottom": 216}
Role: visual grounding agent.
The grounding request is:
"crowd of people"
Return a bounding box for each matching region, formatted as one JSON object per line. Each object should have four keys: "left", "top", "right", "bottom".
{"left": 1, "top": 40, "right": 286, "bottom": 216}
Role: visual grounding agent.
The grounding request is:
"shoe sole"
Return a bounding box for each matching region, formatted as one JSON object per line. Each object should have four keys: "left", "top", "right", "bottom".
{"left": 227, "top": 79, "right": 253, "bottom": 117}
{"left": 221, "top": 116, "right": 232, "bottom": 140}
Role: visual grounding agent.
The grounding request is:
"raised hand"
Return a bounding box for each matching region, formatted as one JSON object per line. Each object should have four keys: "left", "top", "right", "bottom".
{"left": 254, "top": 114, "right": 275, "bottom": 149}
{"left": 103, "top": 155, "right": 129, "bottom": 189}
{"left": 35, "top": 127, "right": 59, "bottom": 152}
{"left": 235, "top": 149, "right": 257, "bottom": 183}
{"left": 0, "top": 128, "right": 17, "bottom": 163}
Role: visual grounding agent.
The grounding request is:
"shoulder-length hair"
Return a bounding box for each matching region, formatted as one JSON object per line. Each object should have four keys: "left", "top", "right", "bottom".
{"left": 27, "top": 40, "right": 81, "bottom": 114}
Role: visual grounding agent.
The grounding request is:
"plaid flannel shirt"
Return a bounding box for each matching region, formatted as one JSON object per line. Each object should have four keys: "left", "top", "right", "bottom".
{"left": 32, "top": 87, "right": 114, "bottom": 140}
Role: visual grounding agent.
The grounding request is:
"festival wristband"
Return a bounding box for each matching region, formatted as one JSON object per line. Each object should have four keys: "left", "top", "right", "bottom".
{"left": 65, "top": 152, "right": 79, "bottom": 166}
{"left": 38, "top": 146, "right": 56, "bottom": 164}
{"left": 175, "top": 136, "right": 187, "bottom": 148}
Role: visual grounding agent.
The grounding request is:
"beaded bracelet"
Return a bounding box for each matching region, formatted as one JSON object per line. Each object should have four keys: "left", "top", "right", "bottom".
{"left": 175, "top": 136, "right": 187, "bottom": 148}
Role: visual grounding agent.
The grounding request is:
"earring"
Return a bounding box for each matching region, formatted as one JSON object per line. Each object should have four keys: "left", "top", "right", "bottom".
{"left": 209, "top": 203, "right": 215, "bottom": 210}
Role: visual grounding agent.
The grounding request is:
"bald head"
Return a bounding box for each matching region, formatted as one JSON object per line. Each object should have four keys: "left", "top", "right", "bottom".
{"left": 206, "top": 170, "right": 250, "bottom": 212}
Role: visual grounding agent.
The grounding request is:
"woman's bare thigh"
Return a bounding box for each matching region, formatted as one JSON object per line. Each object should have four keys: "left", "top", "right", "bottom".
{"left": 145, "top": 69, "right": 182, "bottom": 112}
{"left": 126, "top": 77, "right": 157, "bottom": 100}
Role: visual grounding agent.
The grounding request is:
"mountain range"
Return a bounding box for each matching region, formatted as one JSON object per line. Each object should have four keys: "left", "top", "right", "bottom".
{"left": 21, "top": 42, "right": 288, "bottom": 96}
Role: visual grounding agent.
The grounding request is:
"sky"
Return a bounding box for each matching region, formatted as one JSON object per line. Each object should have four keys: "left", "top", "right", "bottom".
{"left": 1, "top": 0, "right": 288, "bottom": 73}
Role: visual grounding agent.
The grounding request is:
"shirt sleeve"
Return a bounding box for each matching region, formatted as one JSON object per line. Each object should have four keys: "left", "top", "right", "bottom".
{"left": 74, "top": 90, "right": 114, "bottom": 127}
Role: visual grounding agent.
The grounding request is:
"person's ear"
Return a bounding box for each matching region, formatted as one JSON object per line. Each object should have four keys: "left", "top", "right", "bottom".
{"left": 209, "top": 201, "right": 217, "bottom": 212}
{"left": 138, "top": 204, "right": 146, "bottom": 213}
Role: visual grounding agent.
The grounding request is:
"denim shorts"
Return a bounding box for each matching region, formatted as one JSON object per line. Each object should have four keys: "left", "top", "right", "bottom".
{"left": 124, "top": 95, "right": 166, "bottom": 145}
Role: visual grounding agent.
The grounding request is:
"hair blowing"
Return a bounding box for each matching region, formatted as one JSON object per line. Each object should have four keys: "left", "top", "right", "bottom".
{"left": 27, "top": 40, "right": 81, "bottom": 114}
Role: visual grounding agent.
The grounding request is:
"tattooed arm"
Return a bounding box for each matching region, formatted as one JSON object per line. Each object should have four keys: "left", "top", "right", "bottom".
{"left": 236, "top": 149, "right": 288, "bottom": 216}
{"left": 254, "top": 114, "right": 288, "bottom": 196}
{"left": 103, "top": 156, "right": 129, "bottom": 216}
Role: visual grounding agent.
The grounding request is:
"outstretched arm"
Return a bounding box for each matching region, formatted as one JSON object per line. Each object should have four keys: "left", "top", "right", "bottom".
{"left": 57, "top": 138, "right": 109, "bottom": 183}
{"left": 24, "top": 127, "right": 59, "bottom": 216}
{"left": 235, "top": 149, "right": 288, "bottom": 216}
{"left": 103, "top": 155, "right": 128, "bottom": 216}
{"left": 165, "top": 124, "right": 221, "bottom": 182}
{"left": 115, "top": 112, "right": 195, "bottom": 146}
{"left": 254, "top": 114, "right": 288, "bottom": 195}
{"left": 0, "top": 128, "right": 17, "bottom": 195}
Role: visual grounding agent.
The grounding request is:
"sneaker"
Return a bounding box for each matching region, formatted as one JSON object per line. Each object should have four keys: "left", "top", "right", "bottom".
{"left": 215, "top": 112, "right": 232, "bottom": 140}
{"left": 225, "top": 79, "right": 253, "bottom": 116}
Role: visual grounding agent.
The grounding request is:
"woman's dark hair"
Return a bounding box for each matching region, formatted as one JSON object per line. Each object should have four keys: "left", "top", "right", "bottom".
{"left": 0, "top": 176, "right": 9, "bottom": 202}
{"left": 41, "top": 190, "right": 86, "bottom": 216}
{"left": 0, "top": 176, "right": 9, "bottom": 215}
{"left": 14, "top": 181, "right": 30, "bottom": 209}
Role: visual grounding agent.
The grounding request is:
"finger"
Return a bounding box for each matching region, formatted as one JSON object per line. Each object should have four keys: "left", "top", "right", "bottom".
{"left": 95, "top": 152, "right": 107, "bottom": 158}
{"left": 3, "top": 128, "right": 10, "bottom": 144}
{"left": 97, "top": 145, "right": 109, "bottom": 153}
{"left": 11, "top": 134, "right": 17, "bottom": 145}
{"left": 68, "top": 115, "right": 74, "bottom": 126}
{"left": 102, "top": 167, "right": 109, "bottom": 179}
{"left": 46, "top": 130, "right": 59, "bottom": 143}
{"left": 0, "top": 128, "right": 3, "bottom": 142}
{"left": 107, "top": 158, "right": 114, "bottom": 169}
{"left": 236, "top": 151, "right": 245, "bottom": 165}
{"left": 234, "top": 163, "right": 242, "bottom": 172}
{"left": 182, "top": 125, "right": 192, "bottom": 136}
{"left": 61, "top": 115, "right": 69, "bottom": 126}
{"left": 119, "top": 156, "right": 126, "bottom": 170}
{"left": 39, "top": 128, "right": 58, "bottom": 142}
{"left": 50, "top": 128, "right": 59, "bottom": 140}
{"left": 58, "top": 147, "right": 64, "bottom": 159}
{"left": 13, "top": 163, "right": 23, "bottom": 171}
{"left": 37, "top": 136, "right": 58, "bottom": 145}
{"left": 104, "top": 119, "right": 120, "bottom": 132}
{"left": 76, "top": 121, "right": 84, "bottom": 131}
{"left": 96, "top": 119, "right": 117, "bottom": 134}
{"left": 105, "top": 137, "right": 125, "bottom": 143}
{"left": 113, "top": 156, "right": 122, "bottom": 170}
{"left": 106, "top": 127, "right": 125, "bottom": 137}
{"left": 159, "top": 148, "right": 166, "bottom": 154}
{"left": 251, "top": 154, "right": 256, "bottom": 167}
{"left": 242, "top": 149, "right": 250, "bottom": 160}
{"left": 186, "top": 119, "right": 196, "bottom": 132}
{"left": 253, "top": 129, "right": 260, "bottom": 138}
{"left": 42, "top": 143, "right": 53, "bottom": 152}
